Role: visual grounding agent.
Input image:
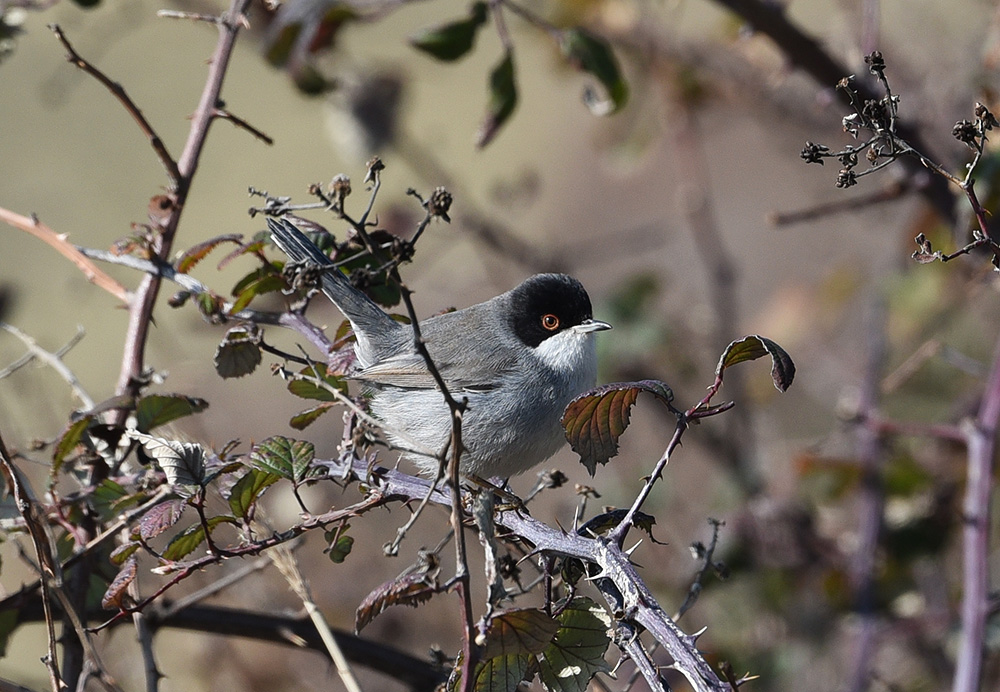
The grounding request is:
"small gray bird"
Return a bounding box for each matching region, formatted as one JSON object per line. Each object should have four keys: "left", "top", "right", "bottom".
{"left": 268, "top": 218, "right": 610, "bottom": 478}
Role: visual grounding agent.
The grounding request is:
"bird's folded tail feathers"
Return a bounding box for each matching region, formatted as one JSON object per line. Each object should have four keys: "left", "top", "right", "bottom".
{"left": 267, "top": 217, "right": 399, "bottom": 350}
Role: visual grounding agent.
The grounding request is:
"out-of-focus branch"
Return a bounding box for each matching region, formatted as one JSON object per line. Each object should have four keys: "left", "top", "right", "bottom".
{"left": 952, "top": 335, "right": 1000, "bottom": 692}
{"left": 704, "top": 0, "right": 956, "bottom": 222}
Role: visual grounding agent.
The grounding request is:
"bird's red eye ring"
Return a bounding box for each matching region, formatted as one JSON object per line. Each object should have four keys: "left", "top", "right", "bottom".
{"left": 541, "top": 314, "right": 560, "bottom": 331}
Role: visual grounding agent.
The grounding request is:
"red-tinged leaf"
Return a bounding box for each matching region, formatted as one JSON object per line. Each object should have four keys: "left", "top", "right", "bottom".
{"left": 101, "top": 556, "right": 137, "bottom": 610}
{"left": 228, "top": 468, "right": 280, "bottom": 520}
{"left": 290, "top": 403, "right": 335, "bottom": 430}
{"left": 52, "top": 414, "right": 93, "bottom": 472}
{"left": 160, "top": 516, "right": 235, "bottom": 562}
{"left": 218, "top": 237, "right": 269, "bottom": 270}
{"left": 214, "top": 325, "right": 262, "bottom": 379}
{"left": 476, "top": 51, "right": 517, "bottom": 148}
{"left": 356, "top": 570, "right": 439, "bottom": 632}
{"left": 482, "top": 608, "right": 559, "bottom": 658}
{"left": 561, "top": 380, "right": 673, "bottom": 475}
{"left": 175, "top": 234, "right": 243, "bottom": 274}
{"left": 109, "top": 541, "right": 141, "bottom": 566}
{"left": 716, "top": 335, "right": 796, "bottom": 392}
{"left": 249, "top": 436, "right": 318, "bottom": 484}
{"left": 135, "top": 394, "right": 208, "bottom": 433}
{"left": 138, "top": 499, "right": 186, "bottom": 541}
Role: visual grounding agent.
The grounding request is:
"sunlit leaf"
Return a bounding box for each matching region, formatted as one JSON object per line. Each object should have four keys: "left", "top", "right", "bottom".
{"left": 249, "top": 436, "right": 318, "bottom": 484}
{"left": 558, "top": 28, "right": 628, "bottom": 115}
{"left": 214, "top": 325, "right": 262, "bottom": 379}
{"left": 135, "top": 394, "right": 208, "bottom": 433}
{"left": 716, "top": 335, "right": 795, "bottom": 392}
{"left": 476, "top": 51, "right": 517, "bottom": 148}
{"left": 410, "top": 1, "right": 488, "bottom": 62}
{"left": 561, "top": 380, "right": 673, "bottom": 475}
{"left": 537, "top": 598, "right": 611, "bottom": 692}
{"left": 128, "top": 431, "right": 206, "bottom": 494}
{"left": 101, "top": 556, "right": 137, "bottom": 610}
{"left": 228, "top": 468, "right": 280, "bottom": 520}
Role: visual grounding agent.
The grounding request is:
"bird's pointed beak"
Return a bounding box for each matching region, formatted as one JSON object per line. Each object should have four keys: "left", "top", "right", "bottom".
{"left": 573, "top": 318, "right": 612, "bottom": 334}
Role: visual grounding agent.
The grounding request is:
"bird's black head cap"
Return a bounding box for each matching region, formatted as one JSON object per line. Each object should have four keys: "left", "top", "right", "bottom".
{"left": 508, "top": 273, "right": 594, "bottom": 348}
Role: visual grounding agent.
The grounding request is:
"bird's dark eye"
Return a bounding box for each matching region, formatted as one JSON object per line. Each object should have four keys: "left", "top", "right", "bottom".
{"left": 541, "top": 314, "right": 560, "bottom": 331}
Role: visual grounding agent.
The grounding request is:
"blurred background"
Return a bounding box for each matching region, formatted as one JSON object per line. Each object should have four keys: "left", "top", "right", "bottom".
{"left": 2, "top": 0, "right": 1000, "bottom": 689}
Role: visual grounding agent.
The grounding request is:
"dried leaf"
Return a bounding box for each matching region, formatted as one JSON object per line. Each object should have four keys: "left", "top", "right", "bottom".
{"left": 356, "top": 571, "right": 439, "bottom": 632}
{"left": 101, "top": 556, "right": 138, "bottom": 610}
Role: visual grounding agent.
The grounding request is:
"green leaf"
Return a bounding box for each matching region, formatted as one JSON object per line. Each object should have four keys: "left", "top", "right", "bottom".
{"left": 228, "top": 468, "right": 280, "bottom": 519}
{"left": 559, "top": 28, "right": 628, "bottom": 115}
{"left": 290, "top": 403, "right": 335, "bottom": 430}
{"left": 410, "top": 1, "right": 488, "bottom": 62}
{"left": 52, "top": 414, "right": 93, "bottom": 471}
{"left": 109, "top": 541, "right": 141, "bottom": 566}
{"left": 561, "top": 380, "right": 673, "bottom": 475}
{"left": 135, "top": 394, "right": 208, "bottom": 433}
{"left": 249, "top": 436, "right": 318, "bottom": 484}
{"left": 161, "top": 516, "right": 235, "bottom": 562}
{"left": 230, "top": 270, "right": 286, "bottom": 314}
{"left": 476, "top": 51, "right": 518, "bottom": 148}
{"left": 537, "top": 598, "right": 611, "bottom": 692}
{"left": 716, "top": 335, "right": 796, "bottom": 392}
{"left": 287, "top": 363, "right": 349, "bottom": 401}
{"left": 214, "top": 325, "right": 262, "bottom": 379}
{"left": 128, "top": 431, "right": 206, "bottom": 494}
{"left": 92, "top": 479, "right": 133, "bottom": 519}
{"left": 474, "top": 654, "right": 532, "bottom": 692}
{"left": 324, "top": 527, "right": 354, "bottom": 563}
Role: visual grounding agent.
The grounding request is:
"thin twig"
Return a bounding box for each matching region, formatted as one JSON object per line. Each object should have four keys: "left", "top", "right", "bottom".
{"left": 0, "top": 323, "right": 95, "bottom": 409}
{"left": 49, "top": 25, "right": 180, "bottom": 185}
{"left": 0, "top": 431, "right": 65, "bottom": 692}
{"left": 0, "top": 206, "right": 129, "bottom": 303}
